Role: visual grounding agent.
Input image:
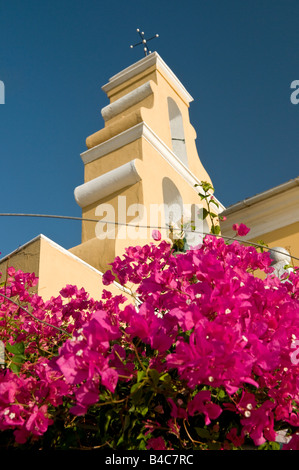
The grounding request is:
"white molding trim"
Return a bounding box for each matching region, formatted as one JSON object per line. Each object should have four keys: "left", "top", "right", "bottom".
{"left": 101, "top": 81, "right": 154, "bottom": 121}
{"left": 80, "top": 124, "right": 144, "bottom": 164}
{"left": 102, "top": 52, "right": 193, "bottom": 104}
{"left": 222, "top": 177, "right": 299, "bottom": 216}
{"left": 41, "top": 235, "right": 106, "bottom": 275}
{"left": 141, "top": 123, "right": 223, "bottom": 206}
{"left": 0, "top": 234, "right": 134, "bottom": 298}
{"left": 220, "top": 184, "right": 299, "bottom": 240}
{"left": 74, "top": 159, "right": 141, "bottom": 208}
{"left": 80, "top": 122, "right": 225, "bottom": 212}
{"left": 0, "top": 233, "right": 105, "bottom": 276}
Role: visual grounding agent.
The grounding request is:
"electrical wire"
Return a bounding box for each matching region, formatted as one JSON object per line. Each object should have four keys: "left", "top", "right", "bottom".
{"left": 0, "top": 212, "right": 298, "bottom": 263}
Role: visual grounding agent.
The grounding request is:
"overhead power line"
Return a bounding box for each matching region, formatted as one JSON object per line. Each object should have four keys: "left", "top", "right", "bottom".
{"left": 0, "top": 212, "right": 298, "bottom": 262}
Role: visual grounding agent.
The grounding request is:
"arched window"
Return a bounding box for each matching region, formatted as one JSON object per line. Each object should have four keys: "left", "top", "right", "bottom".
{"left": 162, "top": 177, "right": 184, "bottom": 228}
{"left": 167, "top": 97, "right": 188, "bottom": 167}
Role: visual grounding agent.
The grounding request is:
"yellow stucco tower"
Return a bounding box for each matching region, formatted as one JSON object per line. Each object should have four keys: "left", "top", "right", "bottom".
{"left": 70, "top": 52, "right": 224, "bottom": 272}
{"left": 0, "top": 52, "right": 224, "bottom": 300}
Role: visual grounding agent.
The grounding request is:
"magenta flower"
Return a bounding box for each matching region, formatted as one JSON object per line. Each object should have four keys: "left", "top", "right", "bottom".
{"left": 152, "top": 230, "right": 162, "bottom": 241}
{"left": 55, "top": 348, "right": 89, "bottom": 385}
{"left": 232, "top": 223, "right": 250, "bottom": 236}
{"left": 0, "top": 379, "right": 18, "bottom": 404}
{"left": 13, "top": 428, "right": 31, "bottom": 444}
{"left": 167, "top": 398, "right": 188, "bottom": 420}
{"left": 146, "top": 436, "right": 168, "bottom": 450}
{"left": 226, "top": 427, "right": 244, "bottom": 447}
{"left": 188, "top": 390, "right": 222, "bottom": 425}
{"left": 102, "top": 270, "right": 115, "bottom": 286}
{"left": 25, "top": 405, "right": 53, "bottom": 437}
{"left": 100, "top": 367, "right": 118, "bottom": 393}
{"left": 0, "top": 404, "right": 24, "bottom": 427}
{"left": 283, "top": 433, "right": 299, "bottom": 450}
{"left": 240, "top": 400, "right": 276, "bottom": 446}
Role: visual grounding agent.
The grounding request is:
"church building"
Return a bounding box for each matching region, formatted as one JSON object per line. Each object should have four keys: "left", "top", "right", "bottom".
{"left": 0, "top": 52, "right": 298, "bottom": 300}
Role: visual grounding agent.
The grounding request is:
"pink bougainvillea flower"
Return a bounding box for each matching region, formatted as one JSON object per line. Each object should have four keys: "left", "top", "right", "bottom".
{"left": 232, "top": 223, "right": 250, "bottom": 237}
{"left": 146, "top": 436, "right": 168, "bottom": 450}
{"left": 240, "top": 400, "right": 276, "bottom": 446}
{"left": 188, "top": 390, "right": 222, "bottom": 425}
{"left": 25, "top": 405, "right": 53, "bottom": 436}
{"left": 13, "top": 428, "right": 31, "bottom": 445}
{"left": 55, "top": 349, "right": 89, "bottom": 385}
{"left": 167, "top": 398, "right": 188, "bottom": 420}
{"left": 102, "top": 270, "right": 115, "bottom": 286}
{"left": 282, "top": 433, "right": 299, "bottom": 450}
{"left": 100, "top": 367, "right": 119, "bottom": 393}
{"left": 0, "top": 404, "right": 24, "bottom": 427}
{"left": 152, "top": 230, "right": 162, "bottom": 241}
{"left": 236, "top": 391, "right": 257, "bottom": 415}
{"left": 77, "top": 381, "right": 99, "bottom": 405}
{"left": 226, "top": 427, "right": 244, "bottom": 447}
{"left": 0, "top": 379, "right": 18, "bottom": 404}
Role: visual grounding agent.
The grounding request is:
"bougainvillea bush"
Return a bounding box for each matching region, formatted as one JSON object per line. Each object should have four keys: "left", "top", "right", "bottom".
{"left": 1, "top": 228, "right": 299, "bottom": 451}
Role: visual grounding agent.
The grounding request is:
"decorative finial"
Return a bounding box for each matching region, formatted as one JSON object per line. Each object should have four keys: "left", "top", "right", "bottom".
{"left": 130, "top": 28, "right": 159, "bottom": 56}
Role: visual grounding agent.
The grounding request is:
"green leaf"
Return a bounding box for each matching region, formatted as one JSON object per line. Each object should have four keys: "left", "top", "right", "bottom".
{"left": 138, "top": 440, "right": 147, "bottom": 450}
{"left": 159, "top": 372, "right": 171, "bottom": 382}
{"left": 137, "top": 370, "right": 146, "bottom": 383}
{"left": 210, "top": 199, "right": 219, "bottom": 208}
{"left": 6, "top": 342, "right": 25, "bottom": 355}
{"left": 130, "top": 382, "right": 141, "bottom": 394}
{"left": 117, "top": 434, "right": 124, "bottom": 446}
{"left": 258, "top": 441, "right": 281, "bottom": 450}
{"left": 148, "top": 369, "right": 160, "bottom": 387}
{"left": 13, "top": 354, "right": 26, "bottom": 363}
{"left": 104, "top": 410, "right": 113, "bottom": 433}
{"left": 10, "top": 354, "right": 25, "bottom": 374}
{"left": 131, "top": 384, "right": 144, "bottom": 405}
{"left": 140, "top": 406, "right": 148, "bottom": 416}
{"left": 256, "top": 239, "right": 268, "bottom": 252}
{"left": 201, "top": 182, "right": 214, "bottom": 193}
{"left": 10, "top": 363, "right": 21, "bottom": 374}
{"left": 211, "top": 225, "right": 221, "bottom": 235}
{"left": 217, "top": 389, "right": 226, "bottom": 399}
{"left": 198, "top": 208, "right": 209, "bottom": 220}
{"left": 124, "top": 414, "right": 131, "bottom": 432}
{"left": 195, "top": 427, "right": 210, "bottom": 439}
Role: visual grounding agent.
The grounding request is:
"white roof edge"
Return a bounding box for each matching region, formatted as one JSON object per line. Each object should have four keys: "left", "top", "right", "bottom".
{"left": 0, "top": 234, "right": 134, "bottom": 297}
{"left": 102, "top": 52, "right": 193, "bottom": 104}
{"left": 0, "top": 233, "right": 105, "bottom": 276}
{"left": 0, "top": 233, "right": 43, "bottom": 263}
{"left": 39, "top": 234, "right": 106, "bottom": 276}
{"left": 221, "top": 176, "right": 299, "bottom": 215}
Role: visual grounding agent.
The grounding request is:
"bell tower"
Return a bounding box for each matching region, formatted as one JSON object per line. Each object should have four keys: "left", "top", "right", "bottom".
{"left": 69, "top": 52, "right": 224, "bottom": 272}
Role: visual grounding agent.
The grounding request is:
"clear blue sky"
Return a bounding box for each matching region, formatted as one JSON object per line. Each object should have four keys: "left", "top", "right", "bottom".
{"left": 0, "top": 0, "right": 298, "bottom": 258}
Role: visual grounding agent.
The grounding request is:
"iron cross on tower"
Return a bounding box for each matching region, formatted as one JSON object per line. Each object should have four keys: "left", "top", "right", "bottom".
{"left": 130, "top": 28, "right": 159, "bottom": 56}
